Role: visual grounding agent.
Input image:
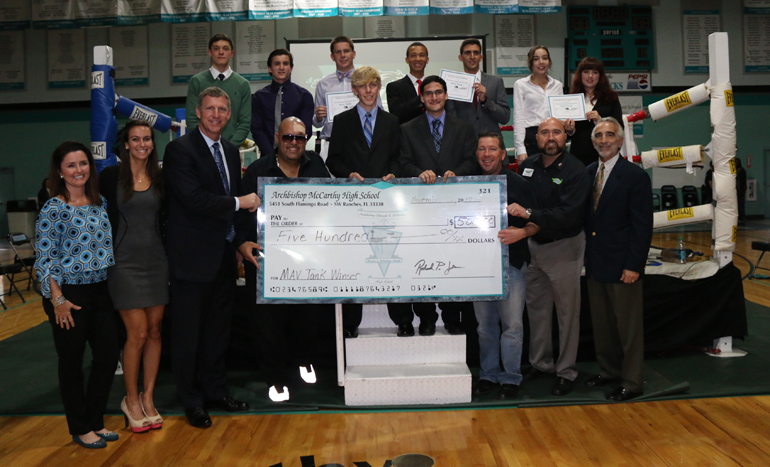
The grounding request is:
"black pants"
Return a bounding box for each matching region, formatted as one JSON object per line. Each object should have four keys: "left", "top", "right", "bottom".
{"left": 171, "top": 244, "right": 236, "bottom": 409}
{"left": 387, "top": 302, "right": 463, "bottom": 326}
{"left": 43, "top": 281, "right": 119, "bottom": 436}
{"left": 524, "top": 126, "right": 540, "bottom": 159}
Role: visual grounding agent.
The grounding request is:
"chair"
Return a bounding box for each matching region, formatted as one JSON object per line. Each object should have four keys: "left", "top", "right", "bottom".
{"left": 7, "top": 233, "right": 39, "bottom": 296}
{"left": 661, "top": 185, "right": 678, "bottom": 210}
{"left": 682, "top": 185, "right": 699, "bottom": 207}
{"left": 652, "top": 193, "right": 661, "bottom": 212}
{"left": 0, "top": 262, "right": 25, "bottom": 310}
{"left": 752, "top": 241, "right": 770, "bottom": 279}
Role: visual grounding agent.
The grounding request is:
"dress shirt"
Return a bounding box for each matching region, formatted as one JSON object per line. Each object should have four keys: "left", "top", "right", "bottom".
{"left": 312, "top": 68, "right": 382, "bottom": 139}
{"left": 426, "top": 111, "right": 446, "bottom": 139}
{"left": 251, "top": 79, "right": 314, "bottom": 157}
{"left": 209, "top": 66, "right": 233, "bottom": 81}
{"left": 512, "top": 74, "right": 564, "bottom": 156}
{"left": 356, "top": 103, "right": 378, "bottom": 133}
{"left": 595, "top": 153, "right": 620, "bottom": 196}
{"left": 408, "top": 74, "right": 421, "bottom": 94}
{"left": 199, "top": 130, "right": 239, "bottom": 211}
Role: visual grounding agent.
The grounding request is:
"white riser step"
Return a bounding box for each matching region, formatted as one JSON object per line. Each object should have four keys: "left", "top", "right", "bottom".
{"left": 345, "top": 327, "right": 466, "bottom": 366}
{"left": 344, "top": 363, "right": 472, "bottom": 406}
{"left": 360, "top": 304, "right": 444, "bottom": 329}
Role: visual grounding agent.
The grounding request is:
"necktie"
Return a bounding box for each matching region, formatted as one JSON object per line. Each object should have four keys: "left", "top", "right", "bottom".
{"left": 218, "top": 73, "right": 225, "bottom": 81}
{"left": 336, "top": 70, "right": 352, "bottom": 81}
{"left": 212, "top": 142, "right": 236, "bottom": 242}
{"left": 274, "top": 85, "right": 283, "bottom": 135}
{"left": 364, "top": 112, "right": 373, "bottom": 147}
{"left": 432, "top": 119, "right": 442, "bottom": 154}
{"left": 473, "top": 91, "right": 478, "bottom": 110}
{"left": 593, "top": 163, "right": 605, "bottom": 211}
{"left": 416, "top": 79, "right": 422, "bottom": 95}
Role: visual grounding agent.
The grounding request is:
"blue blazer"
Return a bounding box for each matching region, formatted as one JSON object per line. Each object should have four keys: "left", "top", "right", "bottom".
{"left": 584, "top": 156, "right": 653, "bottom": 283}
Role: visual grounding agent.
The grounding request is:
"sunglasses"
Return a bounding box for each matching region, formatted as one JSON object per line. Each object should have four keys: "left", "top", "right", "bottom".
{"left": 280, "top": 134, "right": 308, "bottom": 143}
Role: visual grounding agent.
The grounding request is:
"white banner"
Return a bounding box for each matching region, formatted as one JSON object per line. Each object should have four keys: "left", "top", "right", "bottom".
{"left": 161, "top": 0, "right": 206, "bottom": 22}
{"left": 0, "top": 0, "right": 31, "bottom": 30}
{"left": 111, "top": 25, "right": 150, "bottom": 86}
{"left": 248, "top": 0, "right": 293, "bottom": 19}
{"left": 430, "top": 0, "right": 473, "bottom": 15}
{"left": 683, "top": 10, "right": 720, "bottom": 74}
{"left": 76, "top": 0, "right": 116, "bottom": 27}
{"left": 476, "top": 0, "right": 517, "bottom": 15}
{"left": 618, "top": 95, "right": 643, "bottom": 138}
{"left": 495, "top": 14, "right": 533, "bottom": 75}
{"left": 171, "top": 22, "right": 211, "bottom": 83}
{"left": 48, "top": 29, "right": 86, "bottom": 89}
{"left": 234, "top": 20, "right": 274, "bottom": 81}
{"left": 364, "top": 16, "right": 405, "bottom": 38}
{"left": 117, "top": 0, "right": 161, "bottom": 25}
{"left": 744, "top": 9, "right": 770, "bottom": 73}
{"left": 519, "top": 0, "right": 559, "bottom": 13}
{"left": 206, "top": 0, "right": 248, "bottom": 21}
{"left": 384, "top": 0, "right": 428, "bottom": 15}
{"left": 340, "top": 0, "right": 383, "bottom": 16}
{"left": 294, "top": 0, "right": 338, "bottom": 17}
{"left": 33, "top": 0, "right": 76, "bottom": 29}
{"left": 0, "top": 31, "right": 25, "bottom": 90}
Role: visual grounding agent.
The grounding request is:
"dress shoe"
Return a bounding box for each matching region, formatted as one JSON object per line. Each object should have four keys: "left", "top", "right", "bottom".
{"left": 585, "top": 374, "right": 613, "bottom": 387}
{"left": 607, "top": 387, "right": 643, "bottom": 402}
{"left": 343, "top": 327, "right": 359, "bottom": 338}
{"left": 418, "top": 321, "right": 436, "bottom": 336}
{"left": 522, "top": 368, "right": 549, "bottom": 383}
{"left": 95, "top": 430, "right": 119, "bottom": 442}
{"left": 139, "top": 392, "right": 163, "bottom": 430}
{"left": 121, "top": 396, "right": 151, "bottom": 433}
{"left": 397, "top": 323, "right": 415, "bottom": 337}
{"left": 72, "top": 434, "right": 107, "bottom": 449}
{"left": 472, "top": 379, "right": 498, "bottom": 396}
{"left": 444, "top": 323, "right": 464, "bottom": 335}
{"left": 552, "top": 377, "right": 574, "bottom": 396}
{"left": 498, "top": 384, "right": 520, "bottom": 400}
{"left": 209, "top": 396, "right": 249, "bottom": 412}
{"left": 185, "top": 407, "right": 212, "bottom": 428}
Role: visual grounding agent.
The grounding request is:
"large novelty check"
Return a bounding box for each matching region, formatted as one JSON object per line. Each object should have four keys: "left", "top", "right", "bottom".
{"left": 256, "top": 176, "right": 509, "bottom": 304}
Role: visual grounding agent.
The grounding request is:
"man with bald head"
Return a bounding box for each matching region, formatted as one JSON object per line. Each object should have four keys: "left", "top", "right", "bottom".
{"left": 507, "top": 117, "right": 591, "bottom": 396}
{"left": 236, "top": 117, "right": 331, "bottom": 403}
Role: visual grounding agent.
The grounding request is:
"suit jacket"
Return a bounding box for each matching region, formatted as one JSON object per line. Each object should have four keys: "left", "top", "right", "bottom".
{"left": 399, "top": 112, "right": 479, "bottom": 177}
{"left": 585, "top": 155, "right": 653, "bottom": 284}
{"left": 447, "top": 72, "right": 511, "bottom": 135}
{"left": 570, "top": 96, "right": 623, "bottom": 166}
{"left": 386, "top": 75, "right": 424, "bottom": 124}
{"left": 163, "top": 127, "right": 242, "bottom": 282}
{"left": 326, "top": 107, "right": 401, "bottom": 179}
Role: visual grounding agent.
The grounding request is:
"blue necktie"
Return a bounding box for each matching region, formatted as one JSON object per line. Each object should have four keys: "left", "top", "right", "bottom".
{"left": 432, "top": 119, "right": 442, "bottom": 154}
{"left": 364, "top": 112, "right": 373, "bottom": 147}
{"left": 212, "top": 142, "right": 236, "bottom": 242}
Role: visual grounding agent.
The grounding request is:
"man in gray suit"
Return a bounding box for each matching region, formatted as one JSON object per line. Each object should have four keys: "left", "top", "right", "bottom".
{"left": 447, "top": 38, "right": 511, "bottom": 136}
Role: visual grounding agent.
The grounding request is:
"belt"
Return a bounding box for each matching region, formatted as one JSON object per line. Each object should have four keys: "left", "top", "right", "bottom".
{"left": 532, "top": 237, "right": 558, "bottom": 245}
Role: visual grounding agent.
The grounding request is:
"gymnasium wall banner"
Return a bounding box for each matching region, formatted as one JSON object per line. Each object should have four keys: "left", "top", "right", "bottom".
{"left": 293, "top": 0, "right": 339, "bottom": 17}
{"left": 384, "top": 0, "right": 429, "bottom": 16}
{"left": 248, "top": 0, "right": 293, "bottom": 19}
{"left": 430, "top": 0, "right": 473, "bottom": 15}
{"left": 519, "top": 0, "right": 560, "bottom": 14}
{"left": 117, "top": 0, "right": 161, "bottom": 25}
{"left": 75, "top": 0, "right": 116, "bottom": 27}
{"left": 476, "top": 0, "right": 518, "bottom": 15}
{"left": 339, "top": 0, "right": 383, "bottom": 16}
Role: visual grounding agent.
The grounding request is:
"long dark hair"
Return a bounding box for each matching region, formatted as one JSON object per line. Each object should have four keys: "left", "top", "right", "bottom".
{"left": 570, "top": 57, "right": 618, "bottom": 105}
{"left": 48, "top": 141, "right": 101, "bottom": 206}
{"left": 115, "top": 120, "right": 164, "bottom": 201}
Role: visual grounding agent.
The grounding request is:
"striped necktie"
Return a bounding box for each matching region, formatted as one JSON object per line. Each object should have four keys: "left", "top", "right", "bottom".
{"left": 593, "top": 163, "right": 605, "bottom": 211}
{"left": 364, "top": 112, "right": 373, "bottom": 147}
{"left": 212, "top": 142, "right": 236, "bottom": 242}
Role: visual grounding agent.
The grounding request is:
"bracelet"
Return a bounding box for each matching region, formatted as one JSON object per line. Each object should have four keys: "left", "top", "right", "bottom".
{"left": 51, "top": 295, "right": 67, "bottom": 306}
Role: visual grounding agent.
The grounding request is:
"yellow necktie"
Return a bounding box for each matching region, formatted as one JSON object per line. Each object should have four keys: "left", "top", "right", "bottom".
{"left": 593, "top": 164, "right": 605, "bottom": 211}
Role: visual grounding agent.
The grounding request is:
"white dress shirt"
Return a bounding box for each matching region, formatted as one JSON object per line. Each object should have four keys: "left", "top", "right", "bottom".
{"left": 595, "top": 152, "right": 621, "bottom": 196}
{"left": 200, "top": 130, "right": 239, "bottom": 211}
{"left": 512, "top": 74, "right": 563, "bottom": 156}
{"left": 209, "top": 66, "right": 233, "bottom": 81}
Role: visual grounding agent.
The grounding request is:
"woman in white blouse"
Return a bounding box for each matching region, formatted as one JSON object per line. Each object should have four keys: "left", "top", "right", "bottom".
{"left": 513, "top": 46, "right": 570, "bottom": 161}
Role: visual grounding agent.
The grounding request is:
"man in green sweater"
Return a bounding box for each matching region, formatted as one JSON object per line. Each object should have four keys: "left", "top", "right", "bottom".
{"left": 185, "top": 33, "right": 251, "bottom": 147}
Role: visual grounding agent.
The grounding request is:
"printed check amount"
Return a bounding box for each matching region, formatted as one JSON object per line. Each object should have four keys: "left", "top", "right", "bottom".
{"left": 256, "top": 177, "right": 509, "bottom": 304}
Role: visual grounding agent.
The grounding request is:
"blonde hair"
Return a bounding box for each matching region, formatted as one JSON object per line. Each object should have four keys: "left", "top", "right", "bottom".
{"left": 351, "top": 66, "right": 381, "bottom": 88}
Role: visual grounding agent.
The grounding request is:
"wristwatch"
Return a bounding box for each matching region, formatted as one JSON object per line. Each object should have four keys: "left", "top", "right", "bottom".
{"left": 525, "top": 208, "right": 533, "bottom": 219}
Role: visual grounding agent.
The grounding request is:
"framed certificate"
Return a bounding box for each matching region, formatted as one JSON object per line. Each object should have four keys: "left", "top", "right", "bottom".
{"left": 439, "top": 69, "right": 476, "bottom": 102}
{"left": 326, "top": 91, "right": 359, "bottom": 122}
{"left": 548, "top": 94, "right": 587, "bottom": 121}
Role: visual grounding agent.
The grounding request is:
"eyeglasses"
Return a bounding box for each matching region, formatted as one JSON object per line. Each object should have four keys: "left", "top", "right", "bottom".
{"left": 280, "top": 134, "right": 308, "bottom": 143}
{"left": 422, "top": 90, "right": 445, "bottom": 98}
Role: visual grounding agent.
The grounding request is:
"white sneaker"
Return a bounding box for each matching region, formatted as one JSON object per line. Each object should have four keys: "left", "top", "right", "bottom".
{"left": 299, "top": 365, "right": 316, "bottom": 384}
{"left": 268, "top": 385, "right": 290, "bottom": 402}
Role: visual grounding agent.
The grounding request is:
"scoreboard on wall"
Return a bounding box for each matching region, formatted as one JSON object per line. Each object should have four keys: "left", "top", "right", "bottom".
{"left": 567, "top": 6, "right": 655, "bottom": 72}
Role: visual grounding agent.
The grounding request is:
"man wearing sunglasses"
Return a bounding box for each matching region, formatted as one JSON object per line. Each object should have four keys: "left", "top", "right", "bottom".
{"left": 325, "top": 66, "right": 402, "bottom": 339}
{"left": 236, "top": 117, "right": 331, "bottom": 403}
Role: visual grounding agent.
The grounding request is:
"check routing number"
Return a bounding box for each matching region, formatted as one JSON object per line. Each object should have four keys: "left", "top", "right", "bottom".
{"left": 255, "top": 176, "right": 509, "bottom": 304}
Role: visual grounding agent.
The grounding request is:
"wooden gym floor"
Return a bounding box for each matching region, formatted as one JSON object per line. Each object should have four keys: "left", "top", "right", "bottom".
{"left": 1, "top": 225, "right": 770, "bottom": 466}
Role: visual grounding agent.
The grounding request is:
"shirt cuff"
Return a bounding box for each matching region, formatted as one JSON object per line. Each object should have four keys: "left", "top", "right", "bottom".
{"left": 234, "top": 197, "right": 240, "bottom": 211}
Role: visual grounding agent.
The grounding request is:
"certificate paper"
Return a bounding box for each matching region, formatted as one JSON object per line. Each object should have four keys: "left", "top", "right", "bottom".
{"left": 548, "top": 94, "right": 587, "bottom": 121}
{"left": 256, "top": 177, "right": 509, "bottom": 304}
{"left": 326, "top": 91, "right": 359, "bottom": 122}
{"left": 439, "top": 69, "right": 476, "bottom": 102}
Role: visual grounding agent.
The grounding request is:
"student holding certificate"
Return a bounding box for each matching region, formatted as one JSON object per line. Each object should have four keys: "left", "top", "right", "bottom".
{"left": 568, "top": 57, "right": 623, "bottom": 166}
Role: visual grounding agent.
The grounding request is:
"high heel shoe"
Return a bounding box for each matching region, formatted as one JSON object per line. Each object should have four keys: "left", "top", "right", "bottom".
{"left": 139, "top": 392, "right": 163, "bottom": 430}
{"left": 121, "top": 397, "right": 151, "bottom": 433}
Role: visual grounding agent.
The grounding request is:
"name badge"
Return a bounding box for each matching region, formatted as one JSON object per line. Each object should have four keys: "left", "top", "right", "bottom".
{"left": 522, "top": 168, "right": 534, "bottom": 177}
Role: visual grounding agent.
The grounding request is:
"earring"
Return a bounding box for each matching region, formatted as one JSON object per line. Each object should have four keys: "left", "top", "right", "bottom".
{"left": 60, "top": 175, "right": 63, "bottom": 178}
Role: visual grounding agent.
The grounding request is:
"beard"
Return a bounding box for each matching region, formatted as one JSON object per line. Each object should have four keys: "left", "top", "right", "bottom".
{"left": 539, "top": 139, "right": 565, "bottom": 156}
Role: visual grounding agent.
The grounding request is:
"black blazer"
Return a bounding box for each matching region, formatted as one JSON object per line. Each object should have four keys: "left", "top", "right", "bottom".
{"left": 399, "top": 113, "right": 479, "bottom": 178}
{"left": 326, "top": 107, "right": 401, "bottom": 179}
{"left": 570, "top": 96, "right": 623, "bottom": 166}
{"left": 584, "top": 156, "right": 653, "bottom": 283}
{"left": 163, "top": 127, "right": 242, "bottom": 282}
{"left": 386, "top": 75, "right": 424, "bottom": 124}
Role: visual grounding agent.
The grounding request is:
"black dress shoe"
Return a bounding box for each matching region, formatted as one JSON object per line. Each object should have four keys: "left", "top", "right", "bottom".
{"left": 472, "top": 379, "right": 498, "bottom": 396}
{"left": 585, "top": 374, "right": 612, "bottom": 387}
{"left": 343, "top": 327, "right": 359, "bottom": 338}
{"left": 397, "top": 323, "right": 415, "bottom": 337}
{"left": 418, "top": 322, "right": 436, "bottom": 336}
{"left": 522, "top": 368, "right": 549, "bottom": 383}
{"left": 185, "top": 407, "right": 212, "bottom": 428}
{"left": 552, "top": 377, "right": 574, "bottom": 396}
{"left": 444, "top": 323, "right": 464, "bottom": 335}
{"left": 209, "top": 396, "right": 249, "bottom": 412}
{"left": 498, "top": 384, "right": 520, "bottom": 400}
{"left": 607, "top": 387, "right": 643, "bottom": 402}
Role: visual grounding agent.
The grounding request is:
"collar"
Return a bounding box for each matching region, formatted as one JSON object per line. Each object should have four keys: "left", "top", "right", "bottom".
{"left": 408, "top": 74, "right": 423, "bottom": 86}
{"left": 269, "top": 79, "right": 291, "bottom": 91}
{"left": 598, "top": 152, "right": 621, "bottom": 173}
{"left": 357, "top": 103, "right": 379, "bottom": 120}
{"left": 271, "top": 152, "right": 311, "bottom": 171}
{"left": 536, "top": 152, "right": 566, "bottom": 170}
{"left": 209, "top": 66, "right": 233, "bottom": 81}
{"left": 199, "top": 129, "right": 222, "bottom": 151}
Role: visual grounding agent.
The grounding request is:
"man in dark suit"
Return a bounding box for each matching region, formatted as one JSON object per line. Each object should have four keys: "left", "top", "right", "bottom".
{"left": 326, "top": 66, "right": 405, "bottom": 338}
{"left": 386, "top": 42, "right": 429, "bottom": 124}
{"left": 164, "top": 86, "right": 261, "bottom": 428}
{"left": 584, "top": 117, "right": 653, "bottom": 402}
{"left": 399, "top": 75, "right": 478, "bottom": 336}
{"left": 446, "top": 38, "right": 511, "bottom": 136}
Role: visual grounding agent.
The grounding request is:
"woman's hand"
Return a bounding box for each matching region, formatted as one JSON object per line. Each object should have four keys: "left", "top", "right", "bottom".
{"left": 586, "top": 110, "right": 601, "bottom": 123}
{"left": 54, "top": 300, "right": 81, "bottom": 330}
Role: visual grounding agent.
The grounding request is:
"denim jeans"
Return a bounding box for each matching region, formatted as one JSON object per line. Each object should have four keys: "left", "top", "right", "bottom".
{"left": 473, "top": 264, "right": 527, "bottom": 385}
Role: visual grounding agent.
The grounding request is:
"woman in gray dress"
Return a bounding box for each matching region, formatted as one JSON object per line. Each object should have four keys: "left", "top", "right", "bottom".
{"left": 100, "top": 120, "right": 167, "bottom": 433}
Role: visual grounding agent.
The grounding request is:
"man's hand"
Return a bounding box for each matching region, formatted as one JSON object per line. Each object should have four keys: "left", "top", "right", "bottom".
{"left": 564, "top": 118, "right": 576, "bottom": 136}
{"left": 349, "top": 172, "right": 364, "bottom": 182}
{"left": 621, "top": 269, "right": 639, "bottom": 284}
{"left": 498, "top": 227, "right": 528, "bottom": 245}
{"left": 518, "top": 153, "right": 528, "bottom": 162}
{"left": 239, "top": 193, "right": 261, "bottom": 212}
{"left": 314, "top": 106, "right": 327, "bottom": 121}
{"left": 419, "top": 170, "right": 437, "bottom": 184}
{"left": 506, "top": 202, "right": 529, "bottom": 219}
{"left": 442, "top": 170, "right": 456, "bottom": 182}
{"left": 382, "top": 173, "right": 395, "bottom": 181}
{"left": 473, "top": 82, "right": 487, "bottom": 102}
{"left": 238, "top": 241, "right": 263, "bottom": 268}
